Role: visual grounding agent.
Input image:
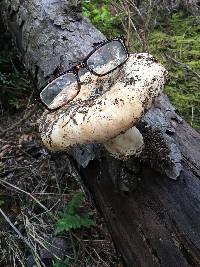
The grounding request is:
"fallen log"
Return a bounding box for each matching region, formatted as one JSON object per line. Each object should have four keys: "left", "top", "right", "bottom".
{"left": 1, "top": 1, "right": 200, "bottom": 266}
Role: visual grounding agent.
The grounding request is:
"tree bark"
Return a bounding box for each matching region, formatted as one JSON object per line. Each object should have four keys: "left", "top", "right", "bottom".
{"left": 1, "top": 1, "right": 200, "bottom": 266}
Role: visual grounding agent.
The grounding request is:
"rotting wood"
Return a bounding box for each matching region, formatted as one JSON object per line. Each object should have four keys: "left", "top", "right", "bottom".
{"left": 1, "top": 1, "right": 200, "bottom": 266}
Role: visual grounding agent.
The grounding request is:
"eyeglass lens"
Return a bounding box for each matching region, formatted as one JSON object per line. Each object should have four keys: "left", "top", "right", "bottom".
{"left": 87, "top": 40, "right": 127, "bottom": 75}
{"left": 40, "top": 39, "right": 127, "bottom": 110}
{"left": 40, "top": 73, "right": 78, "bottom": 109}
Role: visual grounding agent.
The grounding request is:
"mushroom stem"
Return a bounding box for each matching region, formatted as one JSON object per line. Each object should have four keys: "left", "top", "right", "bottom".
{"left": 104, "top": 126, "right": 144, "bottom": 160}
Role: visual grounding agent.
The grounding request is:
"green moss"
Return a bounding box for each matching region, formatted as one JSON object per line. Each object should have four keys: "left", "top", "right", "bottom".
{"left": 148, "top": 12, "right": 200, "bottom": 132}
{"left": 82, "top": 0, "right": 122, "bottom": 37}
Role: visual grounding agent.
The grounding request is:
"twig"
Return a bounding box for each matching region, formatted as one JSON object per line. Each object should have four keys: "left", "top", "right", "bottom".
{"left": 179, "top": 26, "right": 192, "bottom": 59}
{"left": 0, "top": 207, "right": 33, "bottom": 249}
{"left": 191, "top": 106, "right": 194, "bottom": 126}
{"left": 69, "top": 231, "right": 77, "bottom": 260}
{"left": 23, "top": 214, "right": 62, "bottom": 261}
{"left": 165, "top": 53, "right": 200, "bottom": 80}
{"left": 0, "top": 179, "right": 56, "bottom": 220}
{"left": 127, "top": 0, "right": 144, "bottom": 23}
{"left": 113, "top": 1, "right": 143, "bottom": 45}
{"left": 0, "top": 105, "right": 37, "bottom": 135}
{"left": 0, "top": 207, "right": 46, "bottom": 267}
{"left": 72, "top": 233, "right": 100, "bottom": 264}
{"left": 92, "top": 248, "right": 110, "bottom": 267}
{"left": 4, "top": 233, "right": 26, "bottom": 267}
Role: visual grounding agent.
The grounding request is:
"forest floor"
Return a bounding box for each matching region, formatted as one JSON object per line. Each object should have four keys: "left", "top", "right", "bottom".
{"left": 0, "top": 96, "right": 119, "bottom": 266}
{"left": 0, "top": 8, "right": 199, "bottom": 267}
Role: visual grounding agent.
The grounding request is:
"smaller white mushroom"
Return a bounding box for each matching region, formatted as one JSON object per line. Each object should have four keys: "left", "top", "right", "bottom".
{"left": 39, "top": 53, "right": 167, "bottom": 160}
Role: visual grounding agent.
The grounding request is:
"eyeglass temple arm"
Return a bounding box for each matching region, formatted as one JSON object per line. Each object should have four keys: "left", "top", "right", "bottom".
{"left": 93, "top": 36, "right": 126, "bottom": 47}
{"left": 92, "top": 40, "right": 106, "bottom": 47}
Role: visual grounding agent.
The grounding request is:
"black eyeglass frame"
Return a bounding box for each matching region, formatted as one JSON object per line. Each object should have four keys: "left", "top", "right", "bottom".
{"left": 39, "top": 36, "right": 129, "bottom": 111}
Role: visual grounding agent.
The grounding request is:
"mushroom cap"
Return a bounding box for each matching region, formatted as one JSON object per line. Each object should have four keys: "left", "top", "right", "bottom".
{"left": 39, "top": 53, "right": 167, "bottom": 151}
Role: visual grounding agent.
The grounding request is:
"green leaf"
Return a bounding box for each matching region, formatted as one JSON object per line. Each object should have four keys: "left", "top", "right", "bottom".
{"left": 67, "top": 192, "right": 84, "bottom": 215}
{"left": 82, "top": 0, "right": 121, "bottom": 37}
{"left": 56, "top": 214, "right": 94, "bottom": 233}
{"left": 56, "top": 192, "right": 95, "bottom": 233}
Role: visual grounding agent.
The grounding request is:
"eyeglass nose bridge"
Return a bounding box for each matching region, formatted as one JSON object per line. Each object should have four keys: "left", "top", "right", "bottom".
{"left": 71, "top": 62, "right": 87, "bottom": 87}
{"left": 73, "top": 62, "right": 86, "bottom": 73}
{"left": 70, "top": 62, "right": 86, "bottom": 95}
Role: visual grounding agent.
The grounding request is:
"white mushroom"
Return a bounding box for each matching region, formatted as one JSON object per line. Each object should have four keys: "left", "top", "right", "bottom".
{"left": 104, "top": 126, "right": 144, "bottom": 160}
{"left": 39, "top": 53, "right": 167, "bottom": 160}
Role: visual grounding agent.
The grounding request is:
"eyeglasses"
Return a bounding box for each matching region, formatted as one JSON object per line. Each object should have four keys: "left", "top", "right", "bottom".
{"left": 40, "top": 37, "right": 129, "bottom": 111}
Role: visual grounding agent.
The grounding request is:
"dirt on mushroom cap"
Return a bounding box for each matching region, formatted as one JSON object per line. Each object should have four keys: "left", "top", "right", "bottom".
{"left": 39, "top": 53, "right": 167, "bottom": 151}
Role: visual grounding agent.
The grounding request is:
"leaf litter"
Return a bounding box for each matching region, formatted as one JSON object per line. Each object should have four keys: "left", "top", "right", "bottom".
{"left": 0, "top": 94, "right": 119, "bottom": 267}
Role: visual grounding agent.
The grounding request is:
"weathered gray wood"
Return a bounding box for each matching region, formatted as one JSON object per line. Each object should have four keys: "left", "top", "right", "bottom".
{"left": 1, "top": 0, "right": 105, "bottom": 88}
{"left": 82, "top": 95, "right": 200, "bottom": 266}
{"left": 1, "top": 1, "right": 200, "bottom": 266}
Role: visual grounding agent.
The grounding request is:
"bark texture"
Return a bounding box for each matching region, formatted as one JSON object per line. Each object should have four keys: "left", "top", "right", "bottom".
{"left": 1, "top": 0, "right": 105, "bottom": 88}
{"left": 1, "top": 1, "right": 200, "bottom": 266}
